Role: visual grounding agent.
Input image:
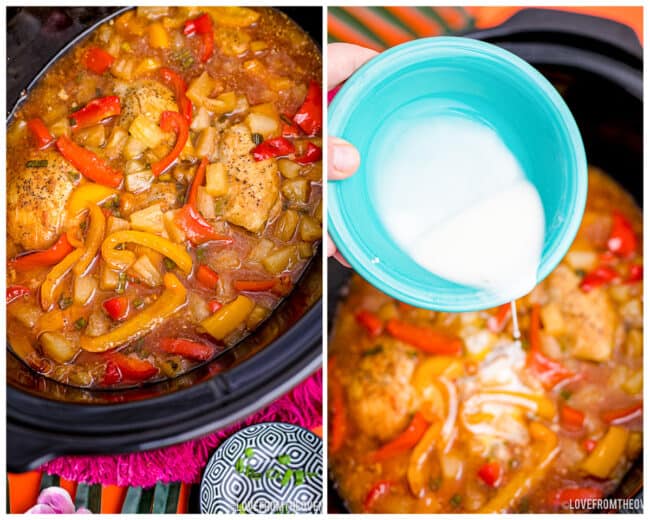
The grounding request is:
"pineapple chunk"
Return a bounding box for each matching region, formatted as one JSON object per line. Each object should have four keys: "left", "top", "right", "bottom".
{"left": 129, "top": 203, "right": 165, "bottom": 234}
{"left": 41, "top": 332, "right": 78, "bottom": 363}
{"left": 106, "top": 215, "right": 130, "bottom": 234}
{"left": 129, "top": 255, "right": 162, "bottom": 287}
{"left": 163, "top": 209, "right": 187, "bottom": 243}
{"left": 125, "top": 169, "right": 155, "bottom": 193}
{"left": 73, "top": 275, "right": 98, "bottom": 306}
{"left": 129, "top": 114, "right": 165, "bottom": 148}
{"left": 205, "top": 162, "right": 228, "bottom": 196}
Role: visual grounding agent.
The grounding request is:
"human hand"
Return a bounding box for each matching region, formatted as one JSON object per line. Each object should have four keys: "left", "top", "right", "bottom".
{"left": 327, "top": 43, "right": 378, "bottom": 266}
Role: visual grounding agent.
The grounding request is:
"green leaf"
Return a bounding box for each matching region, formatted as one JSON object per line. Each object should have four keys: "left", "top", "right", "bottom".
{"left": 152, "top": 483, "right": 180, "bottom": 514}
{"left": 277, "top": 454, "right": 291, "bottom": 465}
{"left": 75, "top": 483, "right": 101, "bottom": 513}
{"left": 39, "top": 473, "right": 60, "bottom": 492}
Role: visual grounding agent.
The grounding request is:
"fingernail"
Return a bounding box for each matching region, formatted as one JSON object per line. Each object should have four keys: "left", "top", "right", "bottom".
{"left": 332, "top": 142, "right": 360, "bottom": 174}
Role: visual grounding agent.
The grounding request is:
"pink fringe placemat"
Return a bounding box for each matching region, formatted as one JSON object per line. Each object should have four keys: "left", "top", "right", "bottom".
{"left": 41, "top": 370, "right": 322, "bottom": 487}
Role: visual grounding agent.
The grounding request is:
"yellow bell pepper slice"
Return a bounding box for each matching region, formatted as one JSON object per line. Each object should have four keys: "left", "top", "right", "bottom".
{"left": 479, "top": 422, "right": 559, "bottom": 513}
{"left": 67, "top": 183, "right": 118, "bottom": 221}
{"left": 581, "top": 425, "right": 629, "bottom": 478}
{"left": 206, "top": 7, "right": 260, "bottom": 27}
{"left": 101, "top": 230, "right": 192, "bottom": 273}
{"left": 407, "top": 421, "right": 442, "bottom": 499}
{"left": 200, "top": 295, "right": 255, "bottom": 340}
{"left": 80, "top": 273, "right": 187, "bottom": 352}
{"left": 74, "top": 204, "right": 106, "bottom": 276}
{"left": 40, "top": 248, "right": 84, "bottom": 311}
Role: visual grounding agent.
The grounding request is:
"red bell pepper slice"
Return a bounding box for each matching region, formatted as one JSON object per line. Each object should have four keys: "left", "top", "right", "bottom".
{"left": 103, "top": 296, "right": 129, "bottom": 321}
{"left": 27, "top": 118, "right": 54, "bottom": 149}
{"left": 9, "top": 234, "right": 74, "bottom": 272}
{"left": 582, "top": 438, "right": 597, "bottom": 453}
{"left": 386, "top": 319, "right": 462, "bottom": 356}
{"left": 70, "top": 96, "right": 121, "bottom": 132}
{"left": 527, "top": 350, "right": 575, "bottom": 390}
{"left": 151, "top": 111, "right": 189, "bottom": 176}
{"left": 233, "top": 279, "right": 278, "bottom": 292}
{"left": 487, "top": 302, "right": 511, "bottom": 333}
{"left": 208, "top": 300, "right": 222, "bottom": 313}
{"left": 370, "top": 411, "right": 429, "bottom": 462}
{"left": 355, "top": 310, "right": 383, "bottom": 337}
{"left": 548, "top": 487, "right": 603, "bottom": 507}
{"left": 579, "top": 266, "right": 618, "bottom": 292}
{"left": 560, "top": 405, "right": 585, "bottom": 430}
{"left": 175, "top": 205, "right": 231, "bottom": 246}
{"left": 159, "top": 338, "right": 214, "bottom": 361}
{"left": 477, "top": 461, "right": 502, "bottom": 487}
{"left": 187, "top": 157, "right": 208, "bottom": 209}
{"left": 7, "top": 285, "right": 31, "bottom": 305}
{"left": 328, "top": 357, "right": 348, "bottom": 455}
{"left": 103, "top": 352, "right": 158, "bottom": 381}
{"left": 363, "top": 481, "right": 394, "bottom": 513}
{"left": 526, "top": 303, "right": 576, "bottom": 389}
{"left": 84, "top": 46, "right": 116, "bottom": 75}
{"left": 627, "top": 264, "right": 643, "bottom": 283}
{"left": 196, "top": 264, "right": 219, "bottom": 289}
{"left": 160, "top": 67, "right": 193, "bottom": 124}
{"left": 607, "top": 211, "right": 637, "bottom": 257}
{"left": 56, "top": 135, "right": 123, "bottom": 187}
{"left": 102, "top": 360, "right": 122, "bottom": 385}
{"left": 295, "top": 142, "right": 322, "bottom": 165}
{"left": 601, "top": 403, "right": 642, "bottom": 424}
{"left": 293, "top": 80, "right": 322, "bottom": 136}
{"left": 183, "top": 13, "right": 214, "bottom": 63}
{"left": 251, "top": 137, "right": 295, "bottom": 161}
{"left": 281, "top": 115, "right": 302, "bottom": 138}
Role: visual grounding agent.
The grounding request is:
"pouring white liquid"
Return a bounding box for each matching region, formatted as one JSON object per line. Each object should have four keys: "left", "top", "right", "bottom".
{"left": 373, "top": 115, "right": 545, "bottom": 304}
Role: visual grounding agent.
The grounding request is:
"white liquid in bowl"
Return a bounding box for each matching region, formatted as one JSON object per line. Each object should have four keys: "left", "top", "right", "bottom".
{"left": 373, "top": 115, "right": 545, "bottom": 303}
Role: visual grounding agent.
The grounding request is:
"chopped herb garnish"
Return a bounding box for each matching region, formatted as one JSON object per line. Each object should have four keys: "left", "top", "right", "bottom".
{"left": 235, "top": 457, "right": 245, "bottom": 474}
{"left": 133, "top": 298, "right": 145, "bottom": 310}
{"left": 164, "top": 257, "right": 176, "bottom": 270}
{"left": 295, "top": 469, "right": 305, "bottom": 486}
{"left": 280, "top": 113, "right": 294, "bottom": 126}
{"left": 280, "top": 469, "right": 293, "bottom": 487}
{"left": 450, "top": 494, "right": 462, "bottom": 508}
{"left": 429, "top": 476, "right": 442, "bottom": 491}
{"left": 277, "top": 454, "right": 291, "bottom": 465}
{"left": 58, "top": 295, "right": 73, "bottom": 310}
{"left": 244, "top": 447, "right": 254, "bottom": 458}
{"left": 362, "top": 345, "right": 383, "bottom": 357}
{"left": 67, "top": 171, "right": 81, "bottom": 182}
{"left": 520, "top": 339, "right": 530, "bottom": 351}
{"left": 25, "top": 159, "right": 48, "bottom": 168}
{"left": 116, "top": 272, "right": 127, "bottom": 294}
{"left": 69, "top": 117, "right": 77, "bottom": 127}
{"left": 74, "top": 317, "right": 87, "bottom": 330}
{"left": 575, "top": 269, "right": 586, "bottom": 278}
{"left": 195, "top": 248, "right": 207, "bottom": 263}
{"left": 252, "top": 133, "right": 263, "bottom": 145}
{"left": 95, "top": 87, "right": 102, "bottom": 97}
{"left": 560, "top": 388, "right": 572, "bottom": 401}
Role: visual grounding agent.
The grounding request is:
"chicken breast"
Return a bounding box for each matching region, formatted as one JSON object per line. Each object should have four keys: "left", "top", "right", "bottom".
{"left": 347, "top": 339, "right": 419, "bottom": 441}
{"left": 546, "top": 265, "right": 616, "bottom": 362}
{"left": 220, "top": 124, "right": 280, "bottom": 233}
{"left": 7, "top": 151, "right": 76, "bottom": 251}
{"left": 119, "top": 80, "right": 178, "bottom": 127}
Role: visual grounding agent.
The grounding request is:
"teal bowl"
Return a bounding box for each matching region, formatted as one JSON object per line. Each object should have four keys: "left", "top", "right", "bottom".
{"left": 328, "top": 37, "right": 587, "bottom": 311}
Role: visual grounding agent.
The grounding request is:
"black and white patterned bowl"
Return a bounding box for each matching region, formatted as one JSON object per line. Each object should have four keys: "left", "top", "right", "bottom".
{"left": 200, "top": 422, "right": 323, "bottom": 514}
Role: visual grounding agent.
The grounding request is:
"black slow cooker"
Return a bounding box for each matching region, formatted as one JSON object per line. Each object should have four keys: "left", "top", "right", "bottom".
{"left": 7, "top": 6, "right": 323, "bottom": 472}
{"left": 328, "top": 8, "right": 642, "bottom": 513}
